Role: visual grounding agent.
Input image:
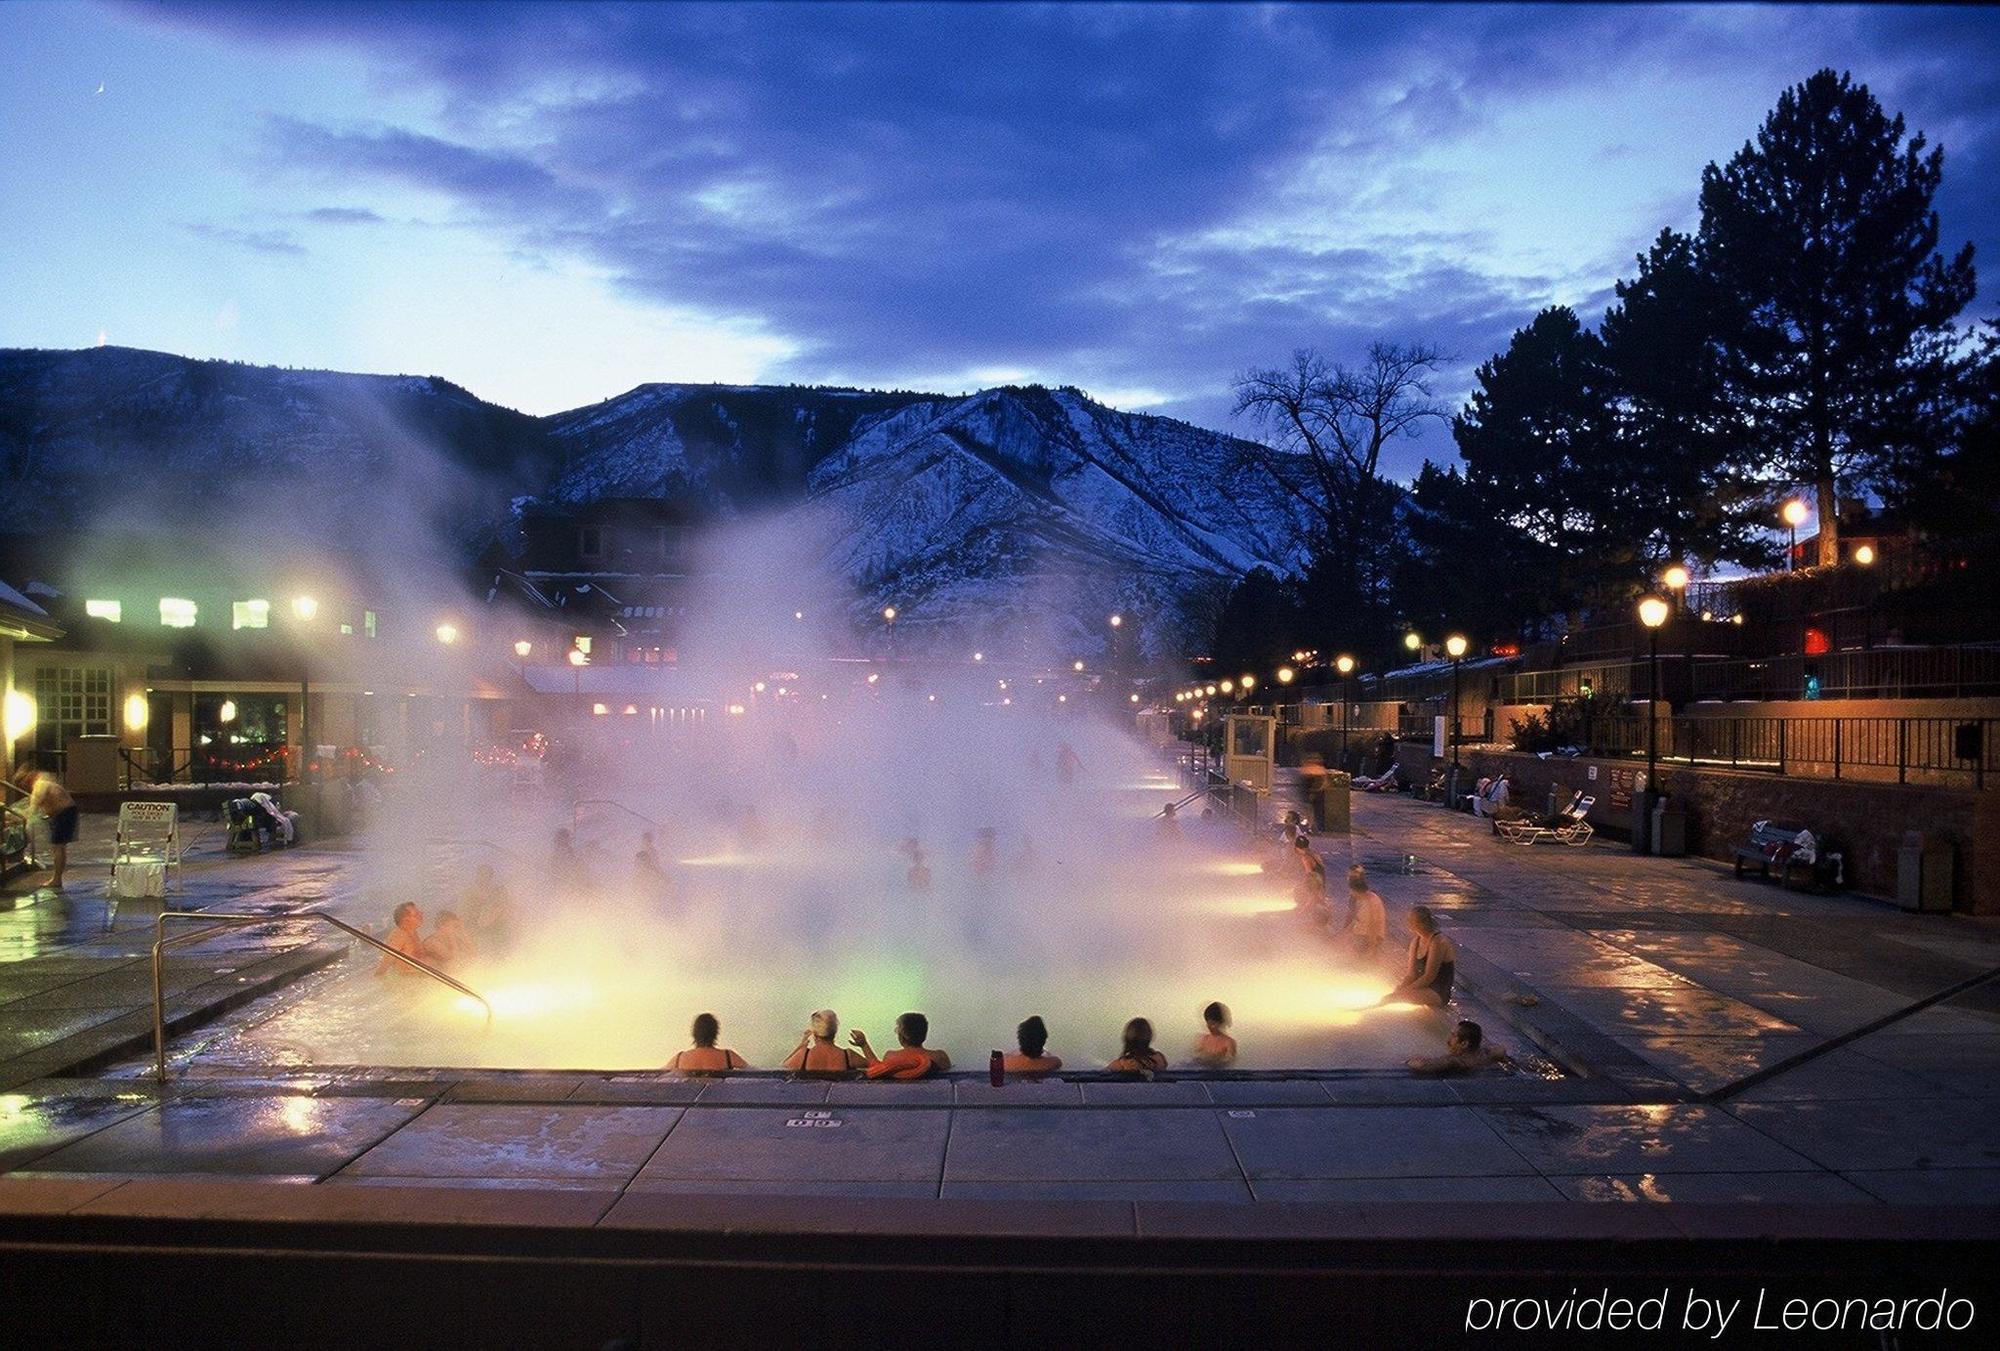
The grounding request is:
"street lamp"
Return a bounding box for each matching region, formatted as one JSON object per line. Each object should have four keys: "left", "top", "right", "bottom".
{"left": 1108, "top": 613, "right": 1122, "bottom": 629}
{"left": 1854, "top": 544, "right": 1876, "bottom": 566}
{"left": 434, "top": 623, "right": 459, "bottom": 646}
{"left": 1637, "top": 594, "right": 1671, "bottom": 853}
{"left": 1444, "top": 634, "right": 1468, "bottom": 791}
{"left": 1404, "top": 631, "right": 1422, "bottom": 655}
{"left": 513, "top": 639, "right": 533, "bottom": 659}
{"left": 1781, "top": 498, "right": 1809, "bottom": 571}
{"left": 1335, "top": 654, "right": 1357, "bottom": 762}
{"left": 1662, "top": 564, "right": 1690, "bottom": 603}
{"left": 1276, "top": 666, "right": 1295, "bottom": 685}
{"left": 290, "top": 596, "right": 319, "bottom": 781}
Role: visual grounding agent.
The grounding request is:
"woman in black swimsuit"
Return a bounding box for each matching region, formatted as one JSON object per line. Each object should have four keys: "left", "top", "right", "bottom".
{"left": 1381, "top": 905, "right": 1457, "bottom": 1008}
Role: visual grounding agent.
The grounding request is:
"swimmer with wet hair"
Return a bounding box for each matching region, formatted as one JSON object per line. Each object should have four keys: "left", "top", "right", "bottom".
{"left": 376, "top": 902, "right": 430, "bottom": 976}
{"left": 1407, "top": 1019, "right": 1508, "bottom": 1075}
{"left": 1192, "top": 1001, "right": 1237, "bottom": 1067}
{"left": 1003, "top": 1015, "right": 1063, "bottom": 1075}
{"left": 855, "top": 1011, "right": 950, "bottom": 1080}
{"left": 667, "top": 1012, "right": 750, "bottom": 1073}
{"left": 1107, "top": 1017, "right": 1167, "bottom": 1075}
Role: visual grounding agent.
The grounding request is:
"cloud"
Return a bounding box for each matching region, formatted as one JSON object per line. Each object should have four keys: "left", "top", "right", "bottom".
{"left": 183, "top": 221, "right": 307, "bottom": 256}
{"left": 303, "top": 205, "right": 385, "bottom": 224}
{"left": 120, "top": 2, "right": 2000, "bottom": 479}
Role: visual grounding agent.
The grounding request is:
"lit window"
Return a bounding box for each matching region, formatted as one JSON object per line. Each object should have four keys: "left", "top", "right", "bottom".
{"left": 84, "top": 599, "right": 121, "bottom": 622}
{"left": 364, "top": 610, "right": 377, "bottom": 638}
{"left": 340, "top": 623, "right": 354, "bottom": 635}
{"left": 574, "top": 635, "right": 592, "bottom": 654}
{"left": 159, "top": 598, "right": 197, "bottom": 628}
{"left": 233, "top": 599, "right": 271, "bottom": 630}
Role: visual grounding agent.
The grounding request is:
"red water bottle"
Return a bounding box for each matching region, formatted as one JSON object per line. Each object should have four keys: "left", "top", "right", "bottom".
{"left": 989, "top": 1050, "right": 1005, "bottom": 1087}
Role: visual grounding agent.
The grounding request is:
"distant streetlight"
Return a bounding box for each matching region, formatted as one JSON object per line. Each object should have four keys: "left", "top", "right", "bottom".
{"left": 793, "top": 610, "right": 805, "bottom": 621}
{"left": 1781, "top": 498, "right": 1809, "bottom": 571}
{"left": 291, "top": 596, "right": 319, "bottom": 623}
{"left": 514, "top": 640, "right": 533, "bottom": 659}
{"left": 1108, "top": 613, "right": 1123, "bottom": 628}
{"left": 1219, "top": 679, "right": 1234, "bottom": 694}
{"left": 1637, "top": 595, "right": 1671, "bottom": 853}
{"left": 882, "top": 606, "right": 897, "bottom": 623}
{"left": 1335, "top": 654, "right": 1355, "bottom": 676}
{"left": 1205, "top": 683, "right": 1217, "bottom": 696}
{"left": 1276, "top": 666, "right": 1295, "bottom": 685}
{"left": 1239, "top": 674, "right": 1256, "bottom": 693}
{"left": 1662, "top": 564, "right": 1690, "bottom": 597}
{"left": 1335, "top": 654, "right": 1357, "bottom": 760}
{"left": 1444, "top": 634, "right": 1468, "bottom": 782}
{"left": 435, "top": 623, "right": 459, "bottom": 646}
{"left": 1404, "top": 631, "right": 1422, "bottom": 654}
{"left": 1073, "top": 660, "right": 1085, "bottom": 672}
{"left": 1854, "top": 544, "right": 1876, "bottom": 566}
{"left": 1129, "top": 692, "right": 1141, "bottom": 704}
{"left": 973, "top": 651, "right": 984, "bottom": 662}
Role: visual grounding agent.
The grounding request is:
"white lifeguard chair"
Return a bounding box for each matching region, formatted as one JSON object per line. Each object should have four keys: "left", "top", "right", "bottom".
{"left": 111, "top": 801, "right": 181, "bottom": 898}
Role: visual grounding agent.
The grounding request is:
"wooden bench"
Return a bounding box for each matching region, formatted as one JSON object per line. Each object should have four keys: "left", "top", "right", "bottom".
{"left": 1731, "top": 820, "right": 1817, "bottom": 889}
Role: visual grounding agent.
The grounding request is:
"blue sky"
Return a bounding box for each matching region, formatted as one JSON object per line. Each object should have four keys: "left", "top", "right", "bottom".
{"left": 2, "top": 2, "right": 1994, "bottom": 478}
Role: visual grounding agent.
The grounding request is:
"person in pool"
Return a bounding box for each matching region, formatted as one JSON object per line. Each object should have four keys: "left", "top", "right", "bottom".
{"left": 1407, "top": 1020, "right": 1508, "bottom": 1075}
{"left": 376, "top": 902, "right": 434, "bottom": 976}
{"left": 1003, "top": 1015, "right": 1063, "bottom": 1076}
{"left": 1380, "top": 905, "right": 1457, "bottom": 1007}
{"left": 1191, "top": 1001, "right": 1237, "bottom": 1067}
{"left": 1346, "top": 864, "right": 1388, "bottom": 956}
{"left": 1106, "top": 1017, "right": 1168, "bottom": 1075}
{"left": 854, "top": 1011, "right": 951, "bottom": 1080}
{"left": 426, "top": 911, "right": 474, "bottom": 970}
{"left": 666, "top": 1013, "right": 750, "bottom": 1073}
{"left": 782, "top": 1009, "right": 868, "bottom": 1076}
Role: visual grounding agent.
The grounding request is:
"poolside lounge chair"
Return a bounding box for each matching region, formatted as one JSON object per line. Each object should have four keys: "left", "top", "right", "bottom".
{"left": 1496, "top": 793, "right": 1595, "bottom": 846}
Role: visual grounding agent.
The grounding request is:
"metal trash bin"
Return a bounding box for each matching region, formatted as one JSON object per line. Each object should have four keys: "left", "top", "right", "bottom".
{"left": 1650, "top": 798, "right": 1687, "bottom": 857}
{"left": 1897, "top": 830, "right": 1955, "bottom": 912}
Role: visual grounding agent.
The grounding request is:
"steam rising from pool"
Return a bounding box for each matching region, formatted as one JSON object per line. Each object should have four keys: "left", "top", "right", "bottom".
{"left": 213, "top": 518, "right": 1452, "bottom": 1072}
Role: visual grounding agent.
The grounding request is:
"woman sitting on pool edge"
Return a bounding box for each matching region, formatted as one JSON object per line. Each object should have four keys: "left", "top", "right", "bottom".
{"left": 1106, "top": 1017, "right": 1168, "bottom": 1075}
{"left": 666, "top": 1012, "right": 750, "bottom": 1073}
{"left": 782, "top": 1008, "right": 869, "bottom": 1076}
{"left": 1379, "top": 905, "right": 1457, "bottom": 1008}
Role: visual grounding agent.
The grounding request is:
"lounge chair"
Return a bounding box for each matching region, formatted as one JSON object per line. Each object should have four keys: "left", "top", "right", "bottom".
{"left": 1497, "top": 793, "right": 1595, "bottom": 846}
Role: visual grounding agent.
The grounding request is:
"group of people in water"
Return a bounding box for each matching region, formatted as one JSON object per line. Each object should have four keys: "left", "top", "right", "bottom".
{"left": 656, "top": 1002, "right": 1243, "bottom": 1080}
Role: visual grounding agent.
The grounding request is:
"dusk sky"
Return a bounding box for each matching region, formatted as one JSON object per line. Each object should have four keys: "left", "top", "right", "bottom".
{"left": 3, "top": 2, "right": 1995, "bottom": 477}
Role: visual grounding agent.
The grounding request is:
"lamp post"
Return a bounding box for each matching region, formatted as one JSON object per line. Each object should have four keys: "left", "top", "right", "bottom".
{"left": 290, "top": 596, "right": 318, "bottom": 783}
{"left": 882, "top": 605, "right": 897, "bottom": 660}
{"left": 1781, "top": 498, "right": 1809, "bottom": 572}
{"left": 568, "top": 645, "right": 588, "bottom": 713}
{"left": 1335, "top": 653, "right": 1356, "bottom": 765}
{"left": 1444, "top": 634, "right": 1468, "bottom": 801}
{"left": 1637, "top": 595, "right": 1671, "bottom": 853}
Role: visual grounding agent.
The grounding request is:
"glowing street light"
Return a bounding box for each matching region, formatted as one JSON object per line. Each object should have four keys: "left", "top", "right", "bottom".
{"left": 793, "top": 610, "right": 805, "bottom": 621}
{"left": 513, "top": 640, "right": 533, "bottom": 659}
{"left": 1239, "top": 674, "right": 1256, "bottom": 692}
{"left": 1637, "top": 594, "right": 1672, "bottom": 852}
{"left": 434, "top": 623, "right": 459, "bottom": 646}
{"left": 1662, "top": 564, "right": 1690, "bottom": 593}
{"left": 290, "top": 596, "right": 319, "bottom": 623}
{"left": 1781, "top": 498, "right": 1810, "bottom": 571}
{"left": 1108, "top": 613, "right": 1123, "bottom": 628}
{"left": 1335, "top": 654, "right": 1356, "bottom": 676}
{"left": 882, "top": 606, "right": 897, "bottom": 623}
{"left": 1276, "top": 666, "right": 1295, "bottom": 685}
{"left": 567, "top": 647, "right": 589, "bottom": 668}
{"left": 1219, "top": 679, "right": 1234, "bottom": 694}
{"left": 1854, "top": 544, "right": 1876, "bottom": 566}
{"left": 1404, "top": 631, "right": 1422, "bottom": 654}
{"left": 973, "top": 651, "right": 984, "bottom": 662}
{"left": 1073, "top": 659, "right": 1085, "bottom": 672}
{"left": 1129, "top": 693, "right": 1141, "bottom": 703}
{"left": 1205, "top": 684, "right": 1217, "bottom": 696}
{"left": 1444, "top": 634, "right": 1468, "bottom": 780}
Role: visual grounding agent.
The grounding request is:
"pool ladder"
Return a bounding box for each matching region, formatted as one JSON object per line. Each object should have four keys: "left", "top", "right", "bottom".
{"left": 150, "top": 910, "right": 494, "bottom": 1083}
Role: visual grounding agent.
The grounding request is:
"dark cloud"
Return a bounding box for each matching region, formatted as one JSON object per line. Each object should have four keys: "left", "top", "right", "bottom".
{"left": 127, "top": 2, "right": 2000, "bottom": 478}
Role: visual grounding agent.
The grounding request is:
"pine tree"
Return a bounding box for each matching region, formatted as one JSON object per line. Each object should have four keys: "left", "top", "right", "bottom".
{"left": 1698, "top": 70, "right": 1976, "bottom": 564}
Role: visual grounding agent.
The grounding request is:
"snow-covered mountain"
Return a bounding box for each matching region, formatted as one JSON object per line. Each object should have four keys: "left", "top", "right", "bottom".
{"left": 0, "top": 346, "right": 557, "bottom": 544}
{"left": 0, "top": 348, "right": 1307, "bottom": 652}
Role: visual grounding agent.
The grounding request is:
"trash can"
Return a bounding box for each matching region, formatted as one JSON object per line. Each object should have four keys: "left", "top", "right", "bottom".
{"left": 1650, "top": 797, "right": 1687, "bottom": 857}
{"left": 1897, "top": 831, "right": 1955, "bottom": 912}
{"left": 1319, "top": 771, "right": 1352, "bottom": 836}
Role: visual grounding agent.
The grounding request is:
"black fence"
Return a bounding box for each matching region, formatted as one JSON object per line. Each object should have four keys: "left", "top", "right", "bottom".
{"left": 1491, "top": 643, "right": 2000, "bottom": 706}
{"left": 120, "top": 743, "right": 295, "bottom": 787}
{"left": 1589, "top": 714, "right": 1998, "bottom": 788}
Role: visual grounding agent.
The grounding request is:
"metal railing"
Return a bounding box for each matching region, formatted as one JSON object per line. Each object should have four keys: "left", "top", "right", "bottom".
{"left": 151, "top": 910, "right": 493, "bottom": 1082}
{"left": 1490, "top": 643, "right": 2000, "bottom": 707}
{"left": 121, "top": 743, "right": 296, "bottom": 788}
{"left": 1587, "top": 714, "right": 1999, "bottom": 788}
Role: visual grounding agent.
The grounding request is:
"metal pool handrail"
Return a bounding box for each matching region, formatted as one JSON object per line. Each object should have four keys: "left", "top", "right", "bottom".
{"left": 151, "top": 910, "right": 494, "bottom": 1083}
